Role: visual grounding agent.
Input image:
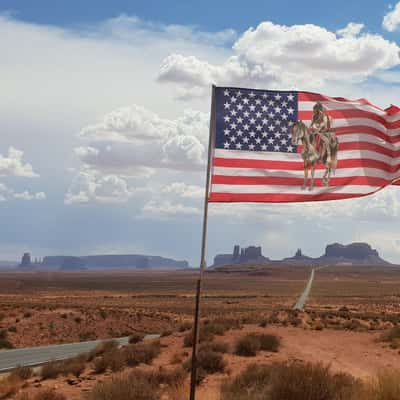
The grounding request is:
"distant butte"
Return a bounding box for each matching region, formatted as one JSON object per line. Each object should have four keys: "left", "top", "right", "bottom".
{"left": 211, "top": 242, "right": 392, "bottom": 268}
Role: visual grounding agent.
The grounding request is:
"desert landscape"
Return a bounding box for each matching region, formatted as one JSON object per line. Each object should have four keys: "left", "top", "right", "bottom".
{"left": 1, "top": 265, "right": 400, "bottom": 399}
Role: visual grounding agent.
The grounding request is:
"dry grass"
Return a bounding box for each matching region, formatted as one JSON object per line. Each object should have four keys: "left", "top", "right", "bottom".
{"left": 123, "top": 341, "right": 161, "bottom": 367}
{"left": 380, "top": 326, "right": 400, "bottom": 348}
{"left": 40, "top": 354, "right": 86, "bottom": 379}
{"left": 16, "top": 389, "right": 67, "bottom": 400}
{"left": 128, "top": 333, "right": 145, "bottom": 344}
{"left": 0, "top": 373, "right": 22, "bottom": 399}
{"left": 87, "top": 368, "right": 185, "bottom": 400}
{"left": 234, "top": 333, "right": 280, "bottom": 357}
{"left": 221, "top": 361, "right": 360, "bottom": 400}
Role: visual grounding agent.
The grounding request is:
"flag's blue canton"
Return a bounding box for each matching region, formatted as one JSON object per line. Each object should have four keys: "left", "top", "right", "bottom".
{"left": 215, "top": 88, "right": 298, "bottom": 153}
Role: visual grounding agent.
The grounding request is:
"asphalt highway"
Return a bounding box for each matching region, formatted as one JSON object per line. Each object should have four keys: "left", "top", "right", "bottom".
{"left": 293, "top": 268, "right": 315, "bottom": 311}
{"left": 0, "top": 334, "right": 160, "bottom": 372}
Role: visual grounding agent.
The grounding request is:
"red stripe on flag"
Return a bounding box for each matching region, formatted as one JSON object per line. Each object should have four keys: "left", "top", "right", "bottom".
{"left": 213, "top": 157, "right": 400, "bottom": 173}
{"left": 211, "top": 175, "right": 390, "bottom": 187}
{"left": 299, "top": 110, "right": 400, "bottom": 128}
{"left": 208, "top": 192, "right": 375, "bottom": 203}
{"left": 298, "top": 92, "right": 383, "bottom": 111}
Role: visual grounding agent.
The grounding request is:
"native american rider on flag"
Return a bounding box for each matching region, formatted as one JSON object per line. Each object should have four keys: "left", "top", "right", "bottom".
{"left": 310, "top": 102, "right": 335, "bottom": 164}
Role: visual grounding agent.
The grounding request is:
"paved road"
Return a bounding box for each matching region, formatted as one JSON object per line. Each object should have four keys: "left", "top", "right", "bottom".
{"left": 0, "top": 334, "right": 160, "bottom": 373}
{"left": 293, "top": 268, "right": 315, "bottom": 311}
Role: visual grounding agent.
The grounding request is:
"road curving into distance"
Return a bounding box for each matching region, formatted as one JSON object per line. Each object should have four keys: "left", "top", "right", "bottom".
{"left": 0, "top": 334, "right": 160, "bottom": 373}
{"left": 293, "top": 268, "right": 315, "bottom": 311}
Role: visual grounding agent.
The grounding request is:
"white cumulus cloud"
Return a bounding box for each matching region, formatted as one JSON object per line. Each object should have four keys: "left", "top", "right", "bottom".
{"left": 383, "top": 2, "right": 400, "bottom": 32}
{"left": 0, "top": 147, "right": 39, "bottom": 177}
{"left": 158, "top": 21, "right": 400, "bottom": 98}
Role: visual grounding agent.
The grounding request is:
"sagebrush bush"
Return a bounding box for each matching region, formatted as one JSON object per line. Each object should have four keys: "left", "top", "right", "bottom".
{"left": 258, "top": 334, "right": 280, "bottom": 352}
{"left": 234, "top": 334, "right": 261, "bottom": 356}
{"left": 88, "top": 340, "right": 119, "bottom": 361}
{"left": 41, "top": 354, "right": 87, "bottom": 379}
{"left": 199, "top": 340, "right": 229, "bottom": 354}
{"left": 123, "top": 341, "right": 161, "bottom": 367}
{"left": 381, "top": 326, "right": 400, "bottom": 348}
{"left": 41, "top": 361, "right": 64, "bottom": 379}
{"left": 129, "top": 333, "right": 145, "bottom": 344}
{"left": 221, "top": 361, "right": 361, "bottom": 400}
{"left": 17, "top": 389, "right": 67, "bottom": 400}
{"left": 235, "top": 333, "right": 280, "bottom": 356}
{"left": 88, "top": 371, "right": 157, "bottom": 400}
{"left": 10, "top": 365, "right": 33, "bottom": 380}
{"left": 184, "top": 348, "right": 226, "bottom": 383}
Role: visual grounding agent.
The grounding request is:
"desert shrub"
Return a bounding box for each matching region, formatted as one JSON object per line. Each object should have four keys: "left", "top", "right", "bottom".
{"left": 235, "top": 334, "right": 261, "bottom": 356}
{"left": 199, "top": 341, "right": 229, "bottom": 354}
{"left": 10, "top": 365, "right": 33, "bottom": 380}
{"left": 99, "top": 309, "right": 108, "bottom": 319}
{"left": 0, "top": 337, "right": 14, "bottom": 349}
{"left": 88, "top": 371, "right": 157, "bottom": 400}
{"left": 23, "top": 389, "right": 67, "bottom": 400}
{"left": 62, "top": 355, "right": 86, "bottom": 377}
{"left": 184, "top": 348, "right": 226, "bottom": 382}
{"left": 146, "top": 367, "right": 187, "bottom": 386}
{"left": 259, "top": 334, "right": 280, "bottom": 352}
{"left": 0, "top": 373, "right": 22, "bottom": 399}
{"left": 74, "top": 316, "right": 81, "bottom": 324}
{"left": 221, "top": 361, "right": 360, "bottom": 400}
{"left": 129, "top": 333, "right": 145, "bottom": 344}
{"left": 183, "top": 325, "right": 214, "bottom": 347}
{"left": 8, "top": 325, "right": 17, "bottom": 333}
{"left": 269, "top": 362, "right": 359, "bottom": 400}
{"left": 221, "top": 363, "right": 273, "bottom": 400}
{"left": 357, "top": 370, "right": 400, "bottom": 400}
{"left": 40, "top": 361, "right": 64, "bottom": 379}
{"left": 103, "top": 349, "right": 126, "bottom": 372}
{"left": 41, "top": 354, "right": 86, "bottom": 379}
{"left": 123, "top": 341, "right": 161, "bottom": 367}
{"left": 161, "top": 329, "right": 172, "bottom": 337}
{"left": 23, "top": 311, "right": 32, "bottom": 318}
{"left": 88, "top": 340, "right": 119, "bottom": 361}
{"left": 93, "top": 356, "right": 108, "bottom": 374}
{"left": 259, "top": 319, "right": 268, "bottom": 328}
{"left": 179, "top": 321, "right": 192, "bottom": 332}
{"left": 235, "top": 333, "right": 280, "bottom": 356}
{"left": 381, "top": 326, "right": 400, "bottom": 348}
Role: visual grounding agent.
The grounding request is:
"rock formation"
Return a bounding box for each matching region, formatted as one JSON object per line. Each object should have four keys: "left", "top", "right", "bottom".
{"left": 41, "top": 254, "right": 189, "bottom": 270}
{"left": 19, "top": 252, "right": 32, "bottom": 268}
{"left": 213, "top": 245, "right": 269, "bottom": 266}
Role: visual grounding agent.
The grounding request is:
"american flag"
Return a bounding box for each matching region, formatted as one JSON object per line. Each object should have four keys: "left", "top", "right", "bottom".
{"left": 209, "top": 86, "right": 400, "bottom": 203}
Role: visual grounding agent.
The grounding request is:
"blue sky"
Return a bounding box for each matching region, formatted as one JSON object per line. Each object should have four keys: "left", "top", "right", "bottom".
{"left": 1, "top": 0, "right": 392, "bottom": 33}
{"left": 1, "top": 1, "right": 400, "bottom": 266}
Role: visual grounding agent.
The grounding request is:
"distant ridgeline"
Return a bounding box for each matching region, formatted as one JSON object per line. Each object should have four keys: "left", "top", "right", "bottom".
{"left": 18, "top": 254, "right": 189, "bottom": 270}
{"left": 212, "top": 242, "right": 391, "bottom": 268}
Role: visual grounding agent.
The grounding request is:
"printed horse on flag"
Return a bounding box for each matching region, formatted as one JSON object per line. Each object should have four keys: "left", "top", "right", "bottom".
{"left": 291, "top": 121, "right": 339, "bottom": 190}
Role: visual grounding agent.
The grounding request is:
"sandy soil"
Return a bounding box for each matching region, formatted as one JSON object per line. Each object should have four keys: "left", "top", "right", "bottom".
{"left": 5, "top": 324, "right": 399, "bottom": 400}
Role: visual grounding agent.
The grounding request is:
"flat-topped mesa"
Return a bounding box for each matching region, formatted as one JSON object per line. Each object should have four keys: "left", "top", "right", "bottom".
{"left": 213, "top": 245, "right": 269, "bottom": 267}
{"left": 40, "top": 254, "right": 190, "bottom": 270}
{"left": 324, "top": 242, "right": 379, "bottom": 260}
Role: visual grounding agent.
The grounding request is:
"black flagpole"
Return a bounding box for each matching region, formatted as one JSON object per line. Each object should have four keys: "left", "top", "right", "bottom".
{"left": 189, "top": 85, "right": 216, "bottom": 400}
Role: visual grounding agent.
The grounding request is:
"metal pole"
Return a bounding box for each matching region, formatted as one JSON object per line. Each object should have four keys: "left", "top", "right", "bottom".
{"left": 189, "top": 85, "right": 216, "bottom": 400}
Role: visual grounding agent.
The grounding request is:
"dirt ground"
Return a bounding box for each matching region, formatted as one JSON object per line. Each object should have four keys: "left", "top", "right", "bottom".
{"left": 1, "top": 266, "right": 400, "bottom": 399}
{"left": 3, "top": 324, "right": 400, "bottom": 400}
